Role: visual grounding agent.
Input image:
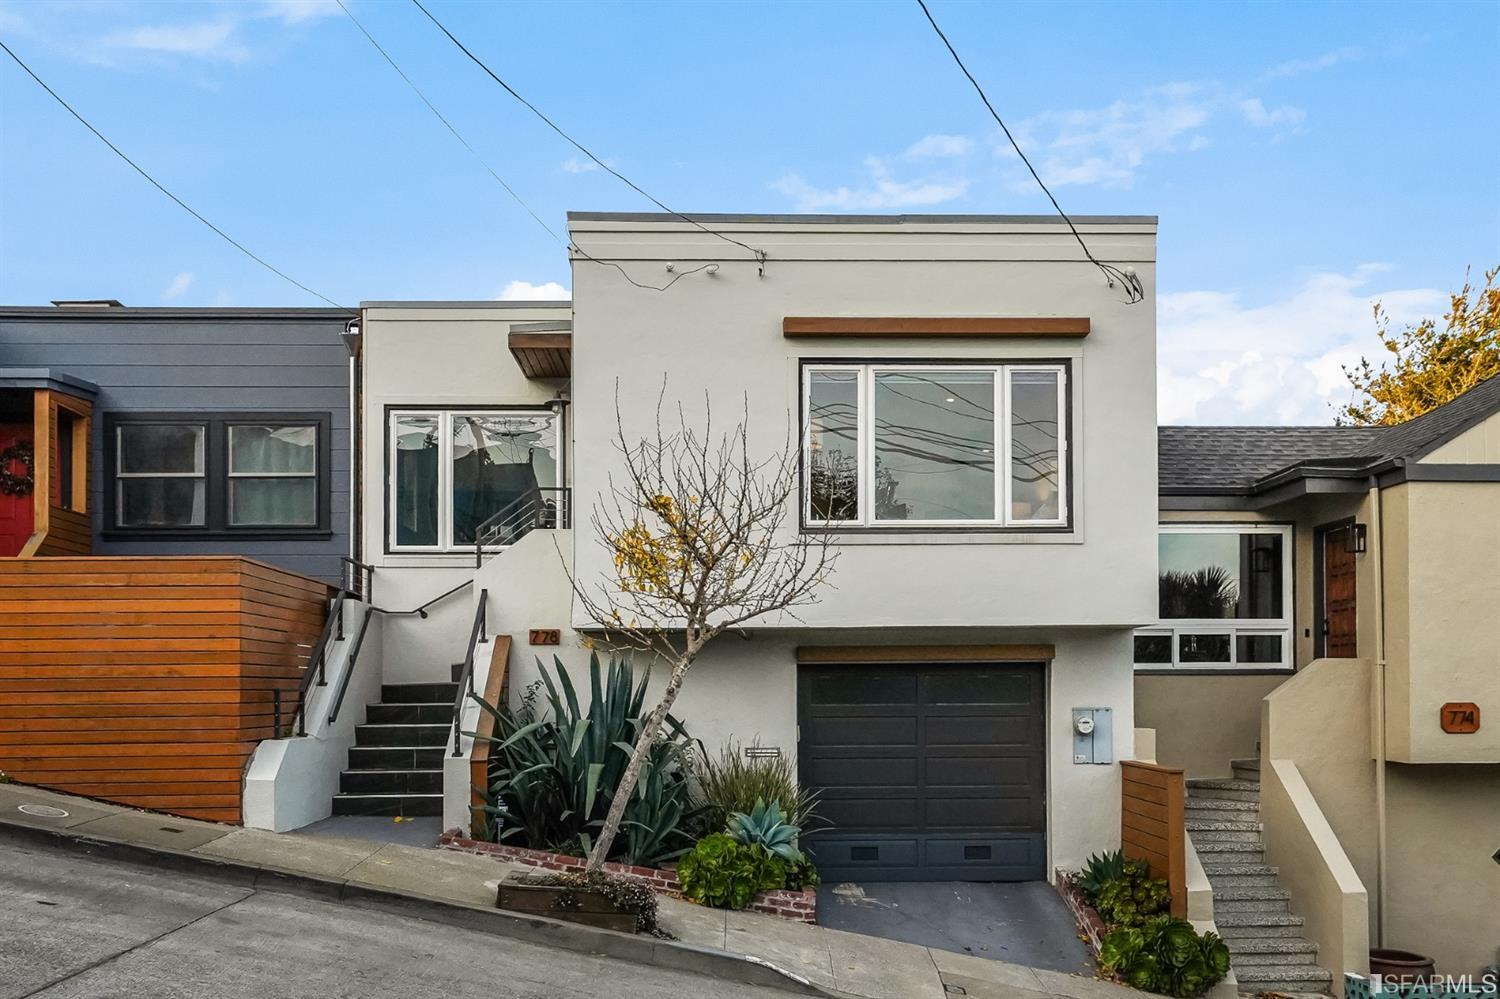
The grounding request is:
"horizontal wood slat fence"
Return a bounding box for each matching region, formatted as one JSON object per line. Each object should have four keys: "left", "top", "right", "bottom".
{"left": 1120, "top": 759, "right": 1187, "bottom": 918}
{"left": 0, "top": 556, "right": 332, "bottom": 822}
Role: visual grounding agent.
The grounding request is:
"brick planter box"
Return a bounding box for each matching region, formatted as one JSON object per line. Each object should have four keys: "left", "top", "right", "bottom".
{"left": 439, "top": 830, "right": 816, "bottom": 923}
{"left": 1055, "top": 867, "right": 1109, "bottom": 956}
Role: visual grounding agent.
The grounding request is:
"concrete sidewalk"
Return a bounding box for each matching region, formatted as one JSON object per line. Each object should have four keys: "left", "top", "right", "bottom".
{"left": 0, "top": 783, "right": 1138, "bottom": 999}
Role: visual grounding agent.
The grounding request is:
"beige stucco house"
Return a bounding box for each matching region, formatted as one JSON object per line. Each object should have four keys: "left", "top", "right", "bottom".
{"left": 1137, "top": 375, "right": 1500, "bottom": 984}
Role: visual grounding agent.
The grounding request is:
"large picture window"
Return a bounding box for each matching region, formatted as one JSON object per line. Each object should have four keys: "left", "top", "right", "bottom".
{"left": 388, "top": 408, "right": 561, "bottom": 552}
{"left": 1135, "top": 524, "right": 1293, "bottom": 670}
{"left": 803, "top": 363, "right": 1068, "bottom": 528}
{"left": 106, "top": 413, "right": 328, "bottom": 536}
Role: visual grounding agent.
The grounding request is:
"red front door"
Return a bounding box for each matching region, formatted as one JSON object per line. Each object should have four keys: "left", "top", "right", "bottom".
{"left": 0, "top": 424, "right": 34, "bottom": 557}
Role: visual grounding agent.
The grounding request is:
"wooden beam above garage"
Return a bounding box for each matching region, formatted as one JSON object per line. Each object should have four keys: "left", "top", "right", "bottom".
{"left": 508, "top": 331, "right": 571, "bottom": 379}
{"left": 782, "top": 316, "right": 1090, "bottom": 338}
{"left": 796, "top": 644, "right": 1056, "bottom": 663}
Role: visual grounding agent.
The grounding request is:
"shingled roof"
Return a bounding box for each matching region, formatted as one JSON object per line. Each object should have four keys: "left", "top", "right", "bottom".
{"left": 1159, "top": 374, "right": 1500, "bottom": 496}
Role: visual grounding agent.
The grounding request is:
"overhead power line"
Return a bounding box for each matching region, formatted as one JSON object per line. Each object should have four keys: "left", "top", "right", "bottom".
{"left": 335, "top": 2, "right": 712, "bottom": 293}
{"left": 408, "top": 0, "right": 768, "bottom": 275}
{"left": 0, "top": 38, "right": 352, "bottom": 314}
{"left": 913, "top": 0, "right": 1144, "bottom": 304}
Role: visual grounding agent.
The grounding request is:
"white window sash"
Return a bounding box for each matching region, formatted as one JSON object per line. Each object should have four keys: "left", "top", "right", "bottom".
{"left": 802, "top": 363, "right": 1069, "bottom": 529}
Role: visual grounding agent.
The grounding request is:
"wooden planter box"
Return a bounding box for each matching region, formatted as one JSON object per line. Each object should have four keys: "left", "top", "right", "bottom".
{"left": 496, "top": 871, "right": 641, "bottom": 933}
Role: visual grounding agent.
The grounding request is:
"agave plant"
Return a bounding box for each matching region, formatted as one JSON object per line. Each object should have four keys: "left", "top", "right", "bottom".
{"left": 726, "top": 798, "right": 804, "bottom": 862}
{"left": 1075, "top": 849, "right": 1127, "bottom": 903}
{"left": 466, "top": 652, "right": 698, "bottom": 867}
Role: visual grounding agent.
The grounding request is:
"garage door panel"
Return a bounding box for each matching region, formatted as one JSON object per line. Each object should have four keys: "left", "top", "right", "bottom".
{"left": 923, "top": 672, "right": 1033, "bottom": 705}
{"left": 819, "top": 796, "right": 920, "bottom": 830}
{"left": 803, "top": 715, "right": 917, "bottom": 747}
{"left": 925, "top": 754, "right": 1034, "bottom": 786}
{"left": 800, "top": 662, "right": 1046, "bottom": 882}
{"left": 807, "top": 756, "right": 919, "bottom": 787}
{"left": 928, "top": 716, "right": 1039, "bottom": 746}
{"left": 808, "top": 673, "right": 917, "bottom": 706}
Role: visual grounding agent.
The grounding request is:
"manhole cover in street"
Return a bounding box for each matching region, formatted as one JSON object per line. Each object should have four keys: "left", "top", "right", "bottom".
{"left": 18, "top": 804, "right": 69, "bottom": 818}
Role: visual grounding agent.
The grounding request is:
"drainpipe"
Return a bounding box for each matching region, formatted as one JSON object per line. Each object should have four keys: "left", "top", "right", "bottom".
{"left": 1368, "top": 474, "right": 1388, "bottom": 947}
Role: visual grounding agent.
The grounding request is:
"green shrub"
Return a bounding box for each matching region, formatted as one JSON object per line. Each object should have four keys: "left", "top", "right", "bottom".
{"left": 691, "top": 740, "right": 823, "bottom": 834}
{"left": 469, "top": 653, "right": 697, "bottom": 867}
{"left": 1095, "top": 858, "right": 1171, "bottom": 929}
{"left": 781, "top": 854, "right": 821, "bottom": 892}
{"left": 727, "top": 799, "right": 803, "bottom": 862}
{"left": 677, "top": 833, "right": 787, "bottom": 909}
{"left": 1099, "top": 916, "right": 1231, "bottom": 999}
{"left": 1076, "top": 849, "right": 1127, "bottom": 903}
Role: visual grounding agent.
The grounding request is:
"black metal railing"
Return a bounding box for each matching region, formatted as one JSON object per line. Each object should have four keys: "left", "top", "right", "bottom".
{"left": 326, "top": 610, "right": 376, "bottom": 725}
{"left": 340, "top": 557, "right": 375, "bottom": 601}
{"left": 451, "top": 589, "right": 489, "bottom": 756}
{"left": 293, "top": 589, "right": 351, "bottom": 737}
{"left": 472, "top": 487, "right": 571, "bottom": 567}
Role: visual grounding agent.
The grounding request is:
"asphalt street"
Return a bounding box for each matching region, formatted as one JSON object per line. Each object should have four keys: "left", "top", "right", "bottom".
{"left": 0, "top": 838, "right": 790, "bottom": 999}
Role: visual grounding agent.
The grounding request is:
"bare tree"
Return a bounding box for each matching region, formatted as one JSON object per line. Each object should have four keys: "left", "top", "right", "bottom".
{"left": 566, "top": 387, "right": 837, "bottom": 872}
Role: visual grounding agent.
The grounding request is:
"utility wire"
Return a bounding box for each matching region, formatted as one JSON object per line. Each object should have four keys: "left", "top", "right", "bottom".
{"left": 0, "top": 38, "right": 353, "bottom": 314}
{"left": 913, "top": 0, "right": 1144, "bottom": 304}
{"left": 408, "top": 0, "right": 768, "bottom": 274}
{"left": 337, "top": 2, "right": 713, "bottom": 293}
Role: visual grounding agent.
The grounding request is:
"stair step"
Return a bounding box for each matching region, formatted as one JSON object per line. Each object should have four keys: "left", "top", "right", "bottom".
{"left": 365, "top": 702, "right": 456, "bottom": 725}
{"left": 354, "top": 723, "right": 452, "bottom": 748}
{"left": 1186, "top": 796, "right": 1259, "bottom": 812}
{"left": 1213, "top": 885, "right": 1291, "bottom": 901}
{"left": 348, "top": 746, "right": 447, "bottom": 770}
{"left": 331, "top": 793, "right": 443, "bottom": 817}
{"left": 1192, "top": 847, "right": 1264, "bottom": 864}
{"left": 1233, "top": 964, "right": 1333, "bottom": 992}
{"left": 1226, "top": 937, "right": 1318, "bottom": 961}
{"left": 1186, "top": 806, "right": 1261, "bottom": 823}
{"left": 380, "top": 682, "right": 459, "bottom": 704}
{"left": 339, "top": 768, "right": 443, "bottom": 794}
{"left": 1203, "top": 862, "right": 1278, "bottom": 876}
{"left": 1186, "top": 822, "right": 1262, "bottom": 842}
{"left": 1186, "top": 778, "right": 1261, "bottom": 792}
{"left": 1213, "top": 898, "right": 1291, "bottom": 914}
{"left": 1229, "top": 757, "right": 1261, "bottom": 773}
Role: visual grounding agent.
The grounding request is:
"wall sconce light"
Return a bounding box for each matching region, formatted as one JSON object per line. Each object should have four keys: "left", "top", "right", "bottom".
{"left": 1345, "top": 523, "right": 1368, "bottom": 554}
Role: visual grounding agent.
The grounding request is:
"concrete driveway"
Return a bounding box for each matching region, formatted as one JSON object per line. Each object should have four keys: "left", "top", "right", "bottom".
{"left": 816, "top": 881, "right": 1096, "bottom": 974}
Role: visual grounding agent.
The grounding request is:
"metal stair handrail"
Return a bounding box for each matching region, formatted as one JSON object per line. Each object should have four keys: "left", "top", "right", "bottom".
{"left": 472, "top": 486, "right": 570, "bottom": 567}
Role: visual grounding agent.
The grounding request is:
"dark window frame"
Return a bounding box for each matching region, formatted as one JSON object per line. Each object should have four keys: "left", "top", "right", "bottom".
{"left": 102, "top": 411, "right": 332, "bottom": 540}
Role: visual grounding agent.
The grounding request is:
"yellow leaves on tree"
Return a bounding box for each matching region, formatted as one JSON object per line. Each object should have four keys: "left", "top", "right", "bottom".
{"left": 1340, "top": 266, "right": 1500, "bottom": 426}
{"left": 607, "top": 493, "right": 751, "bottom": 597}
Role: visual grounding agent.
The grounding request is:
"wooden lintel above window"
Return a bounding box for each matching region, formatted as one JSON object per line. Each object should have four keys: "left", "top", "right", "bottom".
{"left": 508, "top": 331, "right": 572, "bottom": 379}
{"left": 796, "top": 644, "right": 1056, "bottom": 664}
{"left": 782, "top": 317, "right": 1090, "bottom": 338}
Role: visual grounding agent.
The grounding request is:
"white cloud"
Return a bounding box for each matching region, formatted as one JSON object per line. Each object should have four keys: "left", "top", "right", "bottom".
{"left": 562, "top": 157, "right": 601, "bottom": 175}
{"left": 100, "top": 20, "right": 250, "bottom": 63}
{"left": 1239, "top": 98, "right": 1306, "bottom": 129}
{"left": 1158, "top": 266, "right": 1446, "bottom": 424}
{"left": 773, "top": 156, "right": 967, "bottom": 212}
{"left": 1008, "top": 83, "right": 1215, "bottom": 190}
{"left": 260, "top": 0, "right": 341, "bottom": 25}
{"left": 497, "top": 280, "right": 570, "bottom": 301}
{"left": 1262, "top": 46, "right": 1362, "bottom": 80}
{"left": 161, "top": 272, "right": 194, "bottom": 302}
{"left": 905, "top": 134, "right": 972, "bottom": 158}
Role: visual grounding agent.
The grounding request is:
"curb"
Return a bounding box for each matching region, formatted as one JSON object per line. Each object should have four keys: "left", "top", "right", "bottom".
{"left": 0, "top": 818, "right": 832, "bottom": 997}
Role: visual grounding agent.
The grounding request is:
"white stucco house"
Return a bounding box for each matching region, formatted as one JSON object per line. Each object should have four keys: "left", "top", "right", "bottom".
{"left": 302, "top": 211, "right": 1161, "bottom": 887}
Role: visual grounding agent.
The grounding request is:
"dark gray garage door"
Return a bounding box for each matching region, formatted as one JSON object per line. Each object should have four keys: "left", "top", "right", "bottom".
{"left": 798, "top": 663, "right": 1045, "bottom": 882}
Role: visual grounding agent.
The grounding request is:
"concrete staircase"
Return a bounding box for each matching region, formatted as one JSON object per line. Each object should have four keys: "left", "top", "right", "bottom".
{"left": 1187, "top": 757, "right": 1334, "bottom": 996}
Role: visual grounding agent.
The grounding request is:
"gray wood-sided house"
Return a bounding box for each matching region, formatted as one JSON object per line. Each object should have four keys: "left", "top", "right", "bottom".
{"left": 0, "top": 303, "right": 353, "bottom": 583}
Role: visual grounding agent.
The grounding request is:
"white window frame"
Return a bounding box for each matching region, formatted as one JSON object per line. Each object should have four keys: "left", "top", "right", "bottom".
{"left": 802, "top": 362, "right": 1069, "bottom": 529}
{"left": 114, "top": 422, "right": 207, "bottom": 528}
{"left": 387, "top": 408, "right": 561, "bottom": 553}
{"left": 1135, "top": 523, "right": 1294, "bottom": 671}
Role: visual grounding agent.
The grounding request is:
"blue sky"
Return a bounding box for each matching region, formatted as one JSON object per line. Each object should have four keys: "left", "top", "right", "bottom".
{"left": 1, "top": 0, "right": 1496, "bottom": 424}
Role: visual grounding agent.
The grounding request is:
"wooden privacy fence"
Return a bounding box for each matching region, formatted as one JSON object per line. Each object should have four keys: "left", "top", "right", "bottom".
{"left": 0, "top": 556, "right": 332, "bottom": 822}
{"left": 469, "top": 635, "right": 512, "bottom": 837}
{"left": 1120, "top": 759, "right": 1187, "bottom": 917}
